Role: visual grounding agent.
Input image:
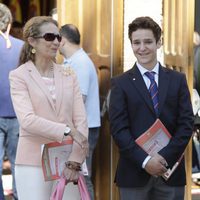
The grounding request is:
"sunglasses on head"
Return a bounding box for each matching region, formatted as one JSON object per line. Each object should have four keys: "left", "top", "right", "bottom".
{"left": 35, "top": 33, "right": 62, "bottom": 42}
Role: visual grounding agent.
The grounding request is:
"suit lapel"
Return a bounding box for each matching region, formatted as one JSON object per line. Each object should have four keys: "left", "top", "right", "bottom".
{"left": 27, "top": 61, "right": 56, "bottom": 112}
{"left": 128, "top": 64, "right": 170, "bottom": 116}
{"left": 54, "top": 64, "right": 63, "bottom": 115}
{"left": 158, "top": 65, "right": 170, "bottom": 116}
{"left": 128, "top": 64, "right": 155, "bottom": 114}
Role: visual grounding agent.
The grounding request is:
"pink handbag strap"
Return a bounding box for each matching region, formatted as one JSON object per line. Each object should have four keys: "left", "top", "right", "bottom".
{"left": 50, "top": 174, "right": 90, "bottom": 200}
{"left": 78, "top": 175, "right": 91, "bottom": 200}
{"left": 50, "top": 177, "right": 66, "bottom": 200}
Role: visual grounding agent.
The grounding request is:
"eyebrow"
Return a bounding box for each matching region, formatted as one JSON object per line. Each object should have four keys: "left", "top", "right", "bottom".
{"left": 132, "top": 38, "right": 154, "bottom": 42}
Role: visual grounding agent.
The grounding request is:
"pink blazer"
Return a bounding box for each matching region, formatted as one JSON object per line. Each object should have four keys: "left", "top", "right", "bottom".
{"left": 9, "top": 61, "right": 88, "bottom": 166}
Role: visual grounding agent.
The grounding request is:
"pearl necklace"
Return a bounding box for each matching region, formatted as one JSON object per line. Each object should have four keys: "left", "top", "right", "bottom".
{"left": 38, "top": 66, "right": 54, "bottom": 78}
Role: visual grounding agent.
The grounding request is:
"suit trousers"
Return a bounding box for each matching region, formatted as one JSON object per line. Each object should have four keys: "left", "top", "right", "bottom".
{"left": 15, "top": 165, "right": 80, "bottom": 200}
{"left": 119, "top": 176, "right": 184, "bottom": 200}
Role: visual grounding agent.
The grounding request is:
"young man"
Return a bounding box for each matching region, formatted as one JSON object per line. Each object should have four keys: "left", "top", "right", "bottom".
{"left": 109, "top": 16, "right": 194, "bottom": 200}
{"left": 59, "top": 24, "right": 101, "bottom": 200}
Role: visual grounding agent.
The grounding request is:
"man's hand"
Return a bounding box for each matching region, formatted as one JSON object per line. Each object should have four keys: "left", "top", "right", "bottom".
{"left": 144, "top": 154, "right": 168, "bottom": 176}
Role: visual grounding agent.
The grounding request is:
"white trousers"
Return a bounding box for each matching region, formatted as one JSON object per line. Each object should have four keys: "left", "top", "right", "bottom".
{"left": 15, "top": 165, "right": 80, "bottom": 200}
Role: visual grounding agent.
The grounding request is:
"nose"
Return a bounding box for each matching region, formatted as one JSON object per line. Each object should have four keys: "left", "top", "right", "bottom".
{"left": 56, "top": 36, "right": 62, "bottom": 42}
{"left": 53, "top": 38, "right": 60, "bottom": 44}
{"left": 139, "top": 42, "right": 146, "bottom": 50}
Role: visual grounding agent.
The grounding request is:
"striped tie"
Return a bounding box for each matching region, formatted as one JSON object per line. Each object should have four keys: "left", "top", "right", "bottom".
{"left": 145, "top": 72, "right": 159, "bottom": 116}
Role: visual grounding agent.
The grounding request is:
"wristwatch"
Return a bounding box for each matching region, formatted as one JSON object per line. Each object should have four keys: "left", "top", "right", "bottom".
{"left": 64, "top": 126, "right": 71, "bottom": 136}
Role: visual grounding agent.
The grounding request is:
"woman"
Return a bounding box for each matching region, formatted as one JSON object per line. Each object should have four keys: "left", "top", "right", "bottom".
{"left": 9, "top": 16, "right": 88, "bottom": 200}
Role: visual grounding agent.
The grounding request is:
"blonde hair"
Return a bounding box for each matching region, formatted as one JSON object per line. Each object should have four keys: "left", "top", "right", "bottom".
{"left": 19, "top": 16, "right": 58, "bottom": 65}
{"left": 0, "top": 3, "right": 12, "bottom": 32}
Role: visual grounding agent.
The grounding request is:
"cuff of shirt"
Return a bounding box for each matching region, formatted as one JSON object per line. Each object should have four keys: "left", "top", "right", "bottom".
{"left": 142, "top": 155, "right": 152, "bottom": 168}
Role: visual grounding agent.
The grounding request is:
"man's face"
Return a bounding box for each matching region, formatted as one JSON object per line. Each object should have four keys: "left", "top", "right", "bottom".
{"left": 59, "top": 36, "right": 70, "bottom": 57}
{"left": 58, "top": 36, "right": 67, "bottom": 56}
{"left": 131, "top": 29, "right": 161, "bottom": 70}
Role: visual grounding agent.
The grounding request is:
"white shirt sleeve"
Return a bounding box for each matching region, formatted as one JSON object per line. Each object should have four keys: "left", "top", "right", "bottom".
{"left": 142, "top": 155, "right": 152, "bottom": 168}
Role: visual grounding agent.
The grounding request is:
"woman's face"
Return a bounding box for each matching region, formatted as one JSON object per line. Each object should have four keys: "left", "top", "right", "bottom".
{"left": 32, "top": 22, "right": 61, "bottom": 59}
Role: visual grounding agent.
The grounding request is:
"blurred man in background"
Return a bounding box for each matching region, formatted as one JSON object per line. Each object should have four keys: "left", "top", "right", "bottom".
{"left": 59, "top": 24, "right": 101, "bottom": 200}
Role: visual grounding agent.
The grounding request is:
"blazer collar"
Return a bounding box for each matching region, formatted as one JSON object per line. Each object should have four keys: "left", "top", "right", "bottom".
{"left": 128, "top": 63, "right": 170, "bottom": 116}
{"left": 26, "top": 61, "right": 63, "bottom": 114}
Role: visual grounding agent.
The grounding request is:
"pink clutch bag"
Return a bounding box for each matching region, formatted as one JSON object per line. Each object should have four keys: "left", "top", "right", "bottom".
{"left": 50, "top": 175, "right": 90, "bottom": 200}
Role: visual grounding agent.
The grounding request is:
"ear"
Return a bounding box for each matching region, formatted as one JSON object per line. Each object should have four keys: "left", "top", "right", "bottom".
{"left": 60, "top": 37, "right": 66, "bottom": 45}
{"left": 156, "top": 39, "right": 162, "bottom": 49}
{"left": 27, "top": 37, "right": 36, "bottom": 48}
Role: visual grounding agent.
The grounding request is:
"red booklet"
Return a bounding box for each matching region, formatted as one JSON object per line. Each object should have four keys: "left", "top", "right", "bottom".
{"left": 135, "top": 119, "right": 183, "bottom": 180}
{"left": 41, "top": 139, "right": 89, "bottom": 181}
{"left": 41, "top": 140, "right": 73, "bottom": 181}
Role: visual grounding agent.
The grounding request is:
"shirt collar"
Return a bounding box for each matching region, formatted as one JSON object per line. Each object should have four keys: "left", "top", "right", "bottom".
{"left": 136, "top": 62, "right": 159, "bottom": 76}
{"left": 64, "top": 48, "right": 83, "bottom": 64}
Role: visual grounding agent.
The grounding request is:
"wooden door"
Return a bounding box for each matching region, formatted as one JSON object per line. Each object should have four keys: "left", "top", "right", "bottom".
{"left": 163, "top": 0, "right": 195, "bottom": 199}
{"left": 57, "top": 1, "right": 123, "bottom": 199}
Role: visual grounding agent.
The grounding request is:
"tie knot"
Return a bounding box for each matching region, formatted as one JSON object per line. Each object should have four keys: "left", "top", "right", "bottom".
{"left": 145, "top": 71, "right": 155, "bottom": 81}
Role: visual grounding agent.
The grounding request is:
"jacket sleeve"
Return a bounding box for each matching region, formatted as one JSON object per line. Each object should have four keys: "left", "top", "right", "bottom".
{"left": 67, "top": 73, "right": 88, "bottom": 164}
{"left": 159, "top": 74, "right": 194, "bottom": 167}
{"left": 109, "top": 78, "right": 148, "bottom": 168}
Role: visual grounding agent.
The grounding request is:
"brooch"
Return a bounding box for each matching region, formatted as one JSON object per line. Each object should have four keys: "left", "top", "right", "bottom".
{"left": 62, "top": 64, "right": 74, "bottom": 76}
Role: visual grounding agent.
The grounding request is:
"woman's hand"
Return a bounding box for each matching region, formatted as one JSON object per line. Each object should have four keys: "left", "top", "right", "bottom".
{"left": 63, "top": 161, "right": 80, "bottom": 183}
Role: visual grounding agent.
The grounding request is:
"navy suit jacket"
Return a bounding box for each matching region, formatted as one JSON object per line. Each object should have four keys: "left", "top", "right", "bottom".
{"left": 109, "top": 63, "right": 194, "bottom": 187}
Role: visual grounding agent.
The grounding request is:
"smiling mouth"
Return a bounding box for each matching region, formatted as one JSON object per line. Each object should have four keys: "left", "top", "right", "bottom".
{"left": 138, "top": 53, "right": 149, "bottom": 56}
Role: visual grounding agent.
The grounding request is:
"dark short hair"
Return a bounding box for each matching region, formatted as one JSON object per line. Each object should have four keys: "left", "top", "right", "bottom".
{"left": 128, "top": 16, "right": 161, "bottom": 43}
{"left": 60, "top": 24, "right": 80, "bottom": 45}
{"left": 12, "top": 21, "right": 23, "bottom": 28}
